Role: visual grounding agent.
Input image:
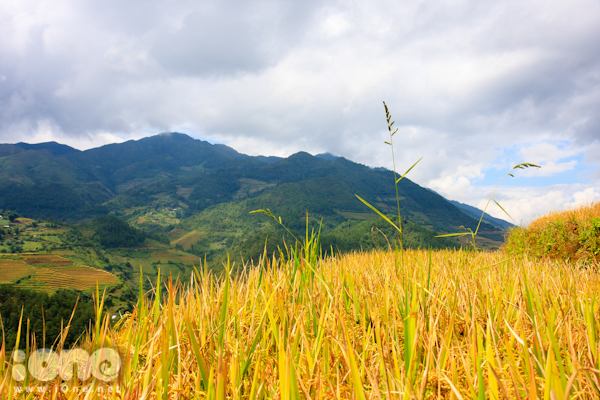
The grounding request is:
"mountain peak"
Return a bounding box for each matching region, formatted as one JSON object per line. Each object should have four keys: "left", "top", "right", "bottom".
{"left": 149, "top": 132, "right": 196, "bottom": 142}
{"left": 288, "top": 151, "right": 314, "bottom": 159}
{"left": 315, "top": 152, "right": 339, "bottom": 161}
{"left": 14, "top": 141, "right": 80, "bottom": 156}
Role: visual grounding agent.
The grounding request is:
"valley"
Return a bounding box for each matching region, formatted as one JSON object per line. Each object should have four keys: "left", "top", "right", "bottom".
{"left": 0, "top": 133, "right": 514, "bottom": 294}
{"left": 0, "top": 133, "right": 514, "bottom": 345}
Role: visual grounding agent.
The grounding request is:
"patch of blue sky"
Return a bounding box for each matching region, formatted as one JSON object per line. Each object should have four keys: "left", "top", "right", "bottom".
{"left": 474, "top": 141, "right": 592, "bottom": 187}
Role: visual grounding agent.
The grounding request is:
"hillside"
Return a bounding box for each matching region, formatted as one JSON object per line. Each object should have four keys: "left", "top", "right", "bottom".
{"left": 0, "top": 214, "right": 202, "bottom": 298}
{"left": 449, "top": 200, "right": 514, "bottom": 230}
{"left": 0, "top": 133, "right": 508, "bottom": 260}
{"left": 504, "top": 201, "right": 600, "bottom": 264}
{"left": 12, "top": 243, "right": 598, "bottom": 397}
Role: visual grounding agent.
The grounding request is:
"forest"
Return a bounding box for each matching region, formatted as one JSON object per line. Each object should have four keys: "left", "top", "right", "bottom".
{"left": 0, "top": 285, "right": 97, "bottom": 348}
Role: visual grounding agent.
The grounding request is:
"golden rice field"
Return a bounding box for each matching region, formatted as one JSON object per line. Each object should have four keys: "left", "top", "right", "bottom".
{"left": 2, "top": 203, "right": 600, "bottom": 399}
{"left": 21, "top": 254, "right": 74, "bottom": 265}
{"left": 170, "top": 230, "right": 206, "bottom": 250}
{"left": 50, "top": 250, "right": 77, "bottom": 256}
{"left": 20, "top": 265, "right": 119, "bottom": 291}
{"left": 2, "top": 246, "right": 599, "bottom": 399}
{"left": 0, "top": 254, "right": 119, "bottom": 292}
{"left": 0, "top": 259, "right": 35, "bottom": 283}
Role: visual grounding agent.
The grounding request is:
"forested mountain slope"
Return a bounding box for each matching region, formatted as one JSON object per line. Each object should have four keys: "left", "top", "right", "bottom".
{"left": 0, "top": 133, "right": 508, "bottom": 255}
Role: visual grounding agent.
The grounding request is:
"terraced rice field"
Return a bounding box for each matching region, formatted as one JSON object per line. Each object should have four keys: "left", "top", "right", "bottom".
{"left": 1, "top": 254, "right": 119, "bottom": 292}
{"left": 21, "top": 254, "right": 73, "bottom": 265}
{"left": 18, "top": 265, "right": 119, "bottom": 292}
{"left": 114, "top": 248, "right": 199, "bottom": 277}
{"left": 152, "top": 249, "right": 199, "bottom": 265}
{"left": 38, "top": 228, "right": 68, "bottom": 234}
{"left": 174, "top": 252, "right": 200, "bottom": 264}
{"left": 134, "top": 209, "right": 180, "bottom": 227}
{"left": 24, "top": 265, "right": 119, "bottom": 291}
{"left": 23, "top": 241, "right": 43, "bottom": 251}
{"left": 0, "top": 259, "right": 35, "bottom": 283}
{"left": 39, "top": 235, "right": 63, "bottom": 243}
{"left": 170, "top": 230, "right": 205, "bottom": 250}
{"left": 115, "top": 255, "right": 155, "bottom": 273}
{"left": 165, "top": 228, "right": 186, "bottom": 242}
{"left": 50, "top": 250, "right": 76, "bottom": 255}
{"left": 14, "top": 218, "right": 34, "bottom": 224}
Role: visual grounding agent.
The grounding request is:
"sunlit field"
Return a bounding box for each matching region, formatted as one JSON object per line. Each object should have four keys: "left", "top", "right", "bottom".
{"left": 505, "top": 201, "right": 600, "bottom": 266}
{"left": 2, "top": 212, "right": 600, "bottom": 399}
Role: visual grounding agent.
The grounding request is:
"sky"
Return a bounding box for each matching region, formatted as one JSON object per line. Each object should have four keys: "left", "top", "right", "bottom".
{"left": 1, "top": 0, "right": 599, "bottom": 225}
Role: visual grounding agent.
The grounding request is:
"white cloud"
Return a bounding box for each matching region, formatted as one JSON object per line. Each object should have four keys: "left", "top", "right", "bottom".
{"left": 563, "top": 187, "right": 600, "bottom": 210}
{"left": 519, "top": 160, "right": 577, "bottom": 177}
{"left": 517, "top": 142, "right": 581, "bottom": 164}
{"left": 12, "top": 118, "right": 127, "bottom": 150}
{"left": 318, "top": 11, "right": 351, "bottom": 38}
{"left": 483, "top": 188, "right": 571, "bottom": 226}
{"left": 469, "top": 184, "right": 600, "bottom": 225}
{"left": 0, "top": 0, "right": 599, "bottom": 220}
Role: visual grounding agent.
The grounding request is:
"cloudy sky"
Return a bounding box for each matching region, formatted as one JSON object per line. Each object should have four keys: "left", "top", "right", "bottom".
{"left": 1, "top": 0, "right": 599, "bottom": 224}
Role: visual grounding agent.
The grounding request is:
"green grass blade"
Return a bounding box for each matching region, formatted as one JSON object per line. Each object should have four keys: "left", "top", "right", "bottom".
{"left": 355, "top": 195, "right": 401, "bottom": 234}
{"left": 217, "top": 256, "right": 230, "bottom": 350}
{"left": 250, "top": 208, "right": 299, "bottom": 244}
{"left": 435, "top": 232, "right": 470, "bottom": 238}
{"left": 492, "top": 198, "right": 513, "bottom": 221}
{"left": 184, "top": 318, "right": 209, "bottom": 389}
{"left": 396, "top": 157, "right": 423, "bottom": 184}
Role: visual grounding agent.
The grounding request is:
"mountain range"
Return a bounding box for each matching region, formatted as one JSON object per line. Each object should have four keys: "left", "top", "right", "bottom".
{"left": 0, "top": 132, "right": 513, "bottom": 260}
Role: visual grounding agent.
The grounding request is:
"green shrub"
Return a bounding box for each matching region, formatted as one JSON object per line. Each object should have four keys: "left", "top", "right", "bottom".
{"left": 504, "top": 201, "right": 600, "bottom": 265}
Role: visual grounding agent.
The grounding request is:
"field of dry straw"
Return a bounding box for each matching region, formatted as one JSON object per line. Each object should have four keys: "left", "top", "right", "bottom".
{"left": 2, "top": 228, "right": 599, "bottom": 399}
{"left": 2, "top": 101, "right": 598, "bottom": 399}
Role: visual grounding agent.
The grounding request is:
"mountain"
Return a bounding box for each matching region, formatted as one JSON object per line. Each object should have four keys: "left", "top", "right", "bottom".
{"left": 66, "top": 132, "right": 250, "bottom": 192}
{"left": 255, "top": 155, "right": 283, "bottom": 164}
{"left": 449, "top": 200, "right": 515, "bottom": 231}
{"left": 0, "top": 133, "right": 508, "bottom": 259}
{"left": 0, "top": 133, "right": 254, "bottom": 218}
{"left": 315, "top": 152, "right": 339, "bottom": 161}
{"left": 14, "top": 141, "right": 80, "bottom": 156}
